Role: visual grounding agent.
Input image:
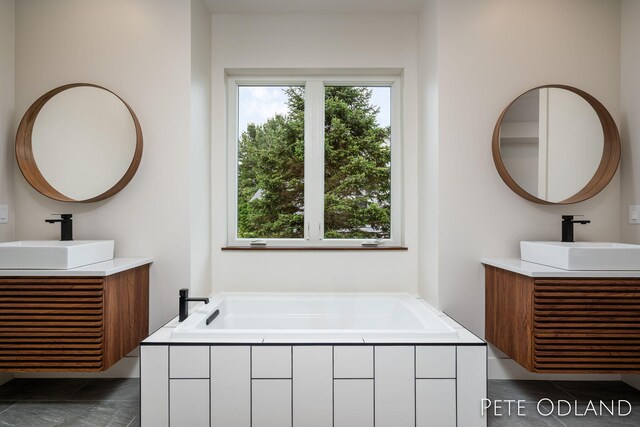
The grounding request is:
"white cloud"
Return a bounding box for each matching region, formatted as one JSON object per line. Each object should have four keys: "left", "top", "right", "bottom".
{"left": 238, "top": 86, "right": 290, "bottom": 134}
{"left": 369, "top": 86, "right": 391, "bottom": 128}
{"left": 236, "top": 85, "right": 391, "bottom": 136}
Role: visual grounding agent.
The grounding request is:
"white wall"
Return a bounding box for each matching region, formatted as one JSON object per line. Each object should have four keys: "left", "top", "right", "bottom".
{"left": 620, "top": 0, "right": 640, "bottom": 245}
{"left": 0, "top": 0, "right": 15, "bottom": 245}
{"left": 14, "top": 0, "right": 192, "bottom": 337}
{"left": 620, "top": 0, "right": 640, "bottom": 390}
{"left": 417, "top": 0, "right": 439, "bottom": 304}
{"left": 0, "top": 0, "right": 15, "bottom": 387}
{"left": 190, "top": 0, "right": 213, "bottom": 298}
{"left": 420, "top": 0, "right": 622, "bottom": 376}
{"left": 211, "top": 15, "right": 420, "bottom": 293}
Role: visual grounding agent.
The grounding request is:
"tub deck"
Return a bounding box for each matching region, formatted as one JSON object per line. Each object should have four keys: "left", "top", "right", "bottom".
{"left": 168, "top": 293, "right": 463, "bottom": 341}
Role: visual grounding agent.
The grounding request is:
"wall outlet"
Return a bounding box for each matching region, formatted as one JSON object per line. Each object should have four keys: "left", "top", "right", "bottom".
{"left": 0, "top": 205, "right": 7, "bottom": 224}
{"left": 630, "top": 205, "right": 640, "bottom": 224}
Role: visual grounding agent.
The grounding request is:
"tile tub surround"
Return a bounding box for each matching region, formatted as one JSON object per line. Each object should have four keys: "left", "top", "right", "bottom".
{"left": 0, "top": 378, "right": 140, "bottom": 426}
{"left": 141, "top": 344, "right": 486, "bottom": 427}
{"left": 140, "top": 299, "right": 487, "bottom": 427}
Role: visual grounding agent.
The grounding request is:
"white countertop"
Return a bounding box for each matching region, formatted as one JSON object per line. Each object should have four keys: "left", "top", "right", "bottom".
{"left": 0, "top": 258, "right": 153, "bottom": 277}
{"left": 482, "top": 258, "right": 640, "bottom": 278}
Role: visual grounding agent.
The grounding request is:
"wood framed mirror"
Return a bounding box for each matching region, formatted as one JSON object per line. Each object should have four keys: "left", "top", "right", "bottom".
{"left": 16, "top": 83, "right": 143, "bottom": 203}
{"left": 492, "top": 85, "right": 620, "bottom": 205}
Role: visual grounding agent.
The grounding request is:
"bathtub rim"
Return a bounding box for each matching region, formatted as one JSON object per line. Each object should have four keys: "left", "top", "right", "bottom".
{"left": 141, "top": 292, "right": 485, "bottom": 345}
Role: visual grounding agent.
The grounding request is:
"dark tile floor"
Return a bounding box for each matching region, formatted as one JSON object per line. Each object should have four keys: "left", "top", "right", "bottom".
{"left": 0, "top": 378, "right": 639, "bottom": 426}
{"left": 488, "top": 380, "right": 640, "bottom": 426}
{"left": 0, "top": 378, "right": 139, "bottom": 427}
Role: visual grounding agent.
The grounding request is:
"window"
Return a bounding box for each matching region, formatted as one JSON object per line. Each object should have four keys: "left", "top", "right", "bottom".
{"left": 227, "top": 76, "right": 401, "bottom": 247}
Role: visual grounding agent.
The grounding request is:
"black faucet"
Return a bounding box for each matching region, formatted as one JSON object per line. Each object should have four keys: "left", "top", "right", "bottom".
{"left": 45, "top": 214, "right": 73, "bottom": 241}
{"left": 561, "top": 215, "right": 590, "bottom": 243}
{"left": 179, "top": 288, "right": 209, "bottom": 322}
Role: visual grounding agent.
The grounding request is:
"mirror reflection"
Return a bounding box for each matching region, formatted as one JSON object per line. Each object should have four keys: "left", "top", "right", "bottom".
{"left": 16, "top": 84, "right": 143, "bottom": 203}
{"left": 498, "top": 87, "right": 603, "bottom": 203}
{"left": 31, "top": 86, "right": 138, "bottom": 201}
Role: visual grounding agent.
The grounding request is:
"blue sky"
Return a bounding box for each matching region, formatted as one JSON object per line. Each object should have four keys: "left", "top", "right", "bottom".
{"left": 238, "top": 86, "right": 391, "bottom": 135}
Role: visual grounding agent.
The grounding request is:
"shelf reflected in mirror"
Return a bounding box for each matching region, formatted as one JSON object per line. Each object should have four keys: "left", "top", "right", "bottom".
{"left": 492, "top": 85, "right": 620, "bottom": 205}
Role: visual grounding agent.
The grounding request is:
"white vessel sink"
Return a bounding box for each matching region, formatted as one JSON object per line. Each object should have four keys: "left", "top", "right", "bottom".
{"left": 0, "top": 240, "right": 115, "bottom": 270}
{"left": 521, "top": 241, "right": 640, "bottom": 271}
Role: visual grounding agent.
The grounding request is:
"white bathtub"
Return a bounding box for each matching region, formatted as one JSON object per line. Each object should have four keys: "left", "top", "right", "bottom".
{"left": 171, "top": 293, "right": 458, "bottom": 340}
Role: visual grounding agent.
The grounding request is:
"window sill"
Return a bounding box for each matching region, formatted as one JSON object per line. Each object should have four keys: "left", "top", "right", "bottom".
{"left": 221, "top": 246, "right": 408, "bottom": 251}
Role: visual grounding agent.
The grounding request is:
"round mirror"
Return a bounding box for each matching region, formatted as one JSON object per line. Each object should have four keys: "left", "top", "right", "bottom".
{"left": 492, "top": 85, "right": 620, "bottom": 204}
{"left": 16, "top": 83, "right": 143, "bottom": 202}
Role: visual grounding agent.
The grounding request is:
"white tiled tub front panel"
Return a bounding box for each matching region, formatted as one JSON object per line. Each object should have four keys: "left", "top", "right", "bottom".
{"left": 417, "top": 379, "right": 456, "bottom": 427}
{"left": 252, "top": 379, "right": 292, "bottom": 427}
{"left": 141, "top": 345, "right": 486, "bottom": 427}
{"left": 333, "top": 345, "right": 373, "bottom": 378}
{"left": 457, "top": 346, "right": 488, "bottom": 427}
{"left": 140, "top": 346, "right": 169, "bottom": 427}
{"left": 293, "top": 346, "right": 333, "bottom": 427}
{"left": 170, "top": 379, "right": 209, "bottom": 427}
{"left": 210, "top": 346, "right": 250, "bottom": 427}
{"left": 416, "top": 345, "right": 456, "bottom": 378}
{"left": 170, "top": 346, "right": 210, "bottom": 378}
{"left": 334, "top": 379, "right": 374, "bottom": 427}
{"left": 252, "top": 345, "right": 292, "bottom": 378}
{"left": 375, "top": 346, "right": 415, "bottom": 427}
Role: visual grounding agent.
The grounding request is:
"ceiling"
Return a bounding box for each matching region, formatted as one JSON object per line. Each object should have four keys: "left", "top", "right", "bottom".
{"left": 203, "top": 0, "right": 424, "bottom": 15}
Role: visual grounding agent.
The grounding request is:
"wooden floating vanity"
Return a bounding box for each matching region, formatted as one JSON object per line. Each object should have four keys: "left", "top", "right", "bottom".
{"left": 0, "top": 259, "right": 152, "bottom": 372}
{"left": 483, "top": 259, "right": 640, "bottom": 374}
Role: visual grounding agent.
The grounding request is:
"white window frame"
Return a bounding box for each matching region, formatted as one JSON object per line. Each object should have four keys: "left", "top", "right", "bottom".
{"left": 227, "top": 75, "right": 402, "bottom": 247}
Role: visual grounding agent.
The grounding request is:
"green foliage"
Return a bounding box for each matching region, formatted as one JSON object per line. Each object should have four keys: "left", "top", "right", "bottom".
{"left": 324, "top": 86, "right": 391, "bottom": 238}
{"left": 237, "top": 86, "right": 391, "bottom": 239}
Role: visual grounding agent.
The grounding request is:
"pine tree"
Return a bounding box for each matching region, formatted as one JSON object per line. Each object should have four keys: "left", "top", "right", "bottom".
{"left": 238, "top": 86, "right": 390, "bottom": 239}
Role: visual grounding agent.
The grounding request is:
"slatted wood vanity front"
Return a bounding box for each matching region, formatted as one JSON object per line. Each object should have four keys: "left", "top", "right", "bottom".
{"left": 485, "top": 264, "right": 640, "bottom": 373}
{"left": 0, "top": 263, "right": 150, "bottom": 372}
